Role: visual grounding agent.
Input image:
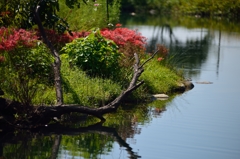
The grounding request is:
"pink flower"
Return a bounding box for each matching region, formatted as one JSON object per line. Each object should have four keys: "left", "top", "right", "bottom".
{"left": 94, "top": 3, "right": 100, "bottom": 6}
{"left": 157, "top": 57, "right": 164, "bottom": 61}
{"left": 115, "top": 23, "right": 122, "bottom": 27}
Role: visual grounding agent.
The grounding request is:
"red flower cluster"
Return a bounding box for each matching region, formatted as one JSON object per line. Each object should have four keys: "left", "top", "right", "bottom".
{"left": 0, "top": 26, "right": 147, "bottom": 56}
{"left": 36, "top": 29, "right": 89, "bottom": 49}
{"left": 100, "top": 27, "right": 147, "bottom": 49}
{"left": 0, "top": 27, "right": 38, "bottom": 52}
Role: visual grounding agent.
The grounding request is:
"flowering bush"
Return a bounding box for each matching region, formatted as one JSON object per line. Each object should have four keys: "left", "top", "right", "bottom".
{"left": 36, "top": 29, "right": 90, "bottom": 51}
{"left": 61, "top": 29, "right": 122, "bottom": 77}
{"left": 0, "top": 27, "right": 38, "bottom": 51}
{"left": 100, "top": 25, "right": 147, "bottom": 67}
{"left": 0, "top": 27, "right": 53, "bottom": 105}
{"left": 100, "top": 27, "right": 147, "bottom": 49}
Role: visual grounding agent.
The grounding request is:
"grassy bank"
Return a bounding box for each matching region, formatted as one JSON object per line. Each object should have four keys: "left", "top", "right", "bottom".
{"left": 0, "top": 28, "right": 185, "bottom": 107}
{"left": 30, "top": 52, "right": 184, "bottom": 106}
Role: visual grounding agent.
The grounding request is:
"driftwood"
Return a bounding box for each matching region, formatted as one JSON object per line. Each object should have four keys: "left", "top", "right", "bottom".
{"left": 0, "top": 50, "right": 159, "bottom": 127}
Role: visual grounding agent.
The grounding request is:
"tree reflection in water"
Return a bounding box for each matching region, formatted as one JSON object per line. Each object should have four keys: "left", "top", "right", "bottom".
{"left": 0, "top": 100, "right": 169, "bottom": 159}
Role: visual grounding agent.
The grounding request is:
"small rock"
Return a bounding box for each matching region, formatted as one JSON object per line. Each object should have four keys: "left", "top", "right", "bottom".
{"left": 152, "top": 94, "right": 169, "bottom": 100}
{"left": 196, "top": 81, "right": 213, "bottom": 84}
{"left": 183, "top": 81, "right": 194, "bottom": 90}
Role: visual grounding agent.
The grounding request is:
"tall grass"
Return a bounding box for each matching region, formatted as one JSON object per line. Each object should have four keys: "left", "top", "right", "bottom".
{"left": 140, "top": 56, "right": 184, "bottom": 94}
{"left": 19, "top": 53, "right": 185, "bottom": 106}
{"left": 60, "top": 57, "right": 122, "bottom": 107}
{"left": 58, "top": 0, "right": 121, "bottom": 31}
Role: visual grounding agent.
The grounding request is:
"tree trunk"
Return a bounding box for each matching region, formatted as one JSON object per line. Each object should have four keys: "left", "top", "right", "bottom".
{"left": 33, "top": 5, "right": 63, "bottom": 105}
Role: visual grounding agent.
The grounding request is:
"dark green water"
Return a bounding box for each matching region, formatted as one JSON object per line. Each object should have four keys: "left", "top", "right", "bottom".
{"left": 1, "top": 15, "right": 240, "bottom": 159}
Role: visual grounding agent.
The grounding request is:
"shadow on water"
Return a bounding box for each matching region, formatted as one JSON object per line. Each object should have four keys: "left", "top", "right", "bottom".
{"left": 0, "top": 98, "right": 171, "bottom": 159}
{"left": 0, "top": 123, "right": 140, "bottom": 159}
{"left": 0, "top": 123, "right": 140, "bottom": 158}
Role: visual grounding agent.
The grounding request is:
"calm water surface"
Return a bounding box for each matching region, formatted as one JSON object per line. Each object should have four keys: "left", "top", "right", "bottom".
{"left": 124, "top": 20, "right": 240, "bottom": 159}
{"left": 1, "top": 16, "right": 240, "bottom": 159}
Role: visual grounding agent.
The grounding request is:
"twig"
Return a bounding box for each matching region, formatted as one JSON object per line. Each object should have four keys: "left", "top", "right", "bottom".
{"left": 140, "top": 49, "right": 159, "bottom": 68}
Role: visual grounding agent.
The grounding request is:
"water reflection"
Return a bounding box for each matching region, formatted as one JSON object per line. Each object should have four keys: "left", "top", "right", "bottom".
{"left": 2, "top": 15, "right": 240, "bottom": 159}
{"left": 0, "top": 123, "right": 140, "bottom": 159}
{"left": 0, "top": 100, "right": 169, "bottom": 159}
{"left": 122, "top": 15, "right": 240, "bottom": 159}
{"left": 127, "top": 24, "right": 213, "bottom": 79}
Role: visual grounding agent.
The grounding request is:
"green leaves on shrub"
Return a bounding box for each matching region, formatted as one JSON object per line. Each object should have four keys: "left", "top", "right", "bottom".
{"left": 0, "top": 42, "right": 53, "bottom": 105}
{"left": 61, "top": 29, "right": 122, "bottom": 78}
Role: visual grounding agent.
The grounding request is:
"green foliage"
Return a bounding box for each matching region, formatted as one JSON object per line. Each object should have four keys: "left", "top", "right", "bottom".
{"left": 140, "top": 55, "right": 184, "bottom": 94}
{"left": 60, "top": 57, "right": 122, "bottom": 106}
{"left": 121, "top": 0, "right": 177, "bottom": 12}
{"left": 58, "top": 0, "right": 121, "bottom": 31}
{"left": 0, "top": 0, "right": 94, "bottom": 32}
{"left": 61, "top": 29, "right": 122, "bottom": 78}
{"left": 0, "top": 42, "right": 53, "bottom": 105}
{"left": 121, "top": 0, "right": 240, "bottom": 18}
{"left": 179, "top": 0, "right": 240, "bottom": 17}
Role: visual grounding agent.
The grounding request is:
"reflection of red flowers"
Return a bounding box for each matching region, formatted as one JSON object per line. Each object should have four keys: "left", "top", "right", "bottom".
{"left": 115, "top": 23, "right": 122, "bottom": 27}
{"left": 157, "top": 57, "right": 164, "bottom": 61}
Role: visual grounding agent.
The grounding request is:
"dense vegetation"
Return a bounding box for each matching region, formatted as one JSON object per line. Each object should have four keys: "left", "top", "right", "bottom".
{"left": 121, "top": 0, "right": 240, "bottom": 18}
{"left": 0, "top": 0, "right": 186, "bottom": 128}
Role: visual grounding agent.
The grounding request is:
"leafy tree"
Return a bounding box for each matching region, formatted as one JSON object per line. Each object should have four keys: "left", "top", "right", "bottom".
{"left": 0, "top": 0, "right": 93, "bottom": 105}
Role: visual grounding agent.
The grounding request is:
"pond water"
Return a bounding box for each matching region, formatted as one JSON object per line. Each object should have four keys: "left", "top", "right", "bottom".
{"left": 1, "top": 15, "right": 240, "bottom": 159}
{"left": 123, "top": 16, "right": 240, "bottom": 159}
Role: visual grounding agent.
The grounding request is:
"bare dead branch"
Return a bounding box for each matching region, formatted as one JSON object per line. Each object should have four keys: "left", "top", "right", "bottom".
{"left": 140, "top": 49, "right": 159, "bottom": 68}
{"left": 1, "top": 50, "right": 160, "bottom": 126}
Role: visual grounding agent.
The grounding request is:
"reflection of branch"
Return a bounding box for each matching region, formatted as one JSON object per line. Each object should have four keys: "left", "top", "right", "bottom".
{"left": 50, "top": 135, "right": 62, "bottom": 159}
{"left": 32, "top": 123, "right": 141, "bottom": 159}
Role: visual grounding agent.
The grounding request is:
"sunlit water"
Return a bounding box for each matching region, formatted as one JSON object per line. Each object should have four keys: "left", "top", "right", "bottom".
{"left": 119, "top": 25, "right": 240, "bottom": 159}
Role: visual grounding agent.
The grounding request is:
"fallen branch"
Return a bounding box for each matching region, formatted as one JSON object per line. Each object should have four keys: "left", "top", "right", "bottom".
{"left": 34, "top": 51, "right": 159, "bottom": 123}
{"left": 1, "top": 50, "right": 159, "bottom": 126}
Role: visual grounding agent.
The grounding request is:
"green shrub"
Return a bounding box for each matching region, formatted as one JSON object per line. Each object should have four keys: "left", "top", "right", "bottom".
{"left": 61, "top": 29, "right": 122, "bottom": 78}
{"left": 0, "top": 42, "right": 53, "bottom": 105}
